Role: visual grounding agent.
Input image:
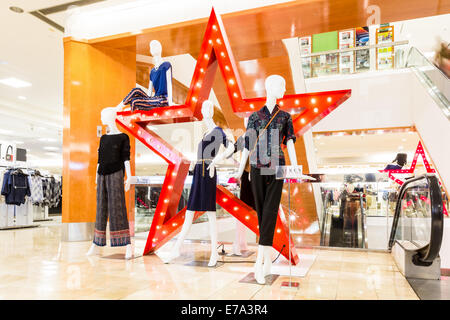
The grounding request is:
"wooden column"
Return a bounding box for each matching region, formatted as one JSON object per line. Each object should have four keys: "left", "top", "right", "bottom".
{"left": 62, "top": 39, "right": 136, "bottom": 239}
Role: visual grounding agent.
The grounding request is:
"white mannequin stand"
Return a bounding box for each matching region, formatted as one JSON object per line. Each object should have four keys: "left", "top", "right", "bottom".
{"left": 116, "top": 39, "right": 173, "bottom": 109}
{"left": 87, "top": 107, "right": 135, "bottom": 259}
{"left": 165, "top": 100, "right": 234, "bottom": 266}
{"left": 234, "top": 75, "right": 300, "bottom": 284}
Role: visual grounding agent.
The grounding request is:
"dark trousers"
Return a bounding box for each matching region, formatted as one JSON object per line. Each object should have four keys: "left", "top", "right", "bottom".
{"left": 250, "top": 167, "right": 284, "bottom": 246}
{"left": 94, "top": 170, "right": 131, "bottom": 247}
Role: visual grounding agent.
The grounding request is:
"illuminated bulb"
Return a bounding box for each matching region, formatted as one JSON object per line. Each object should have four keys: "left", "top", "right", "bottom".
{"left": 216, "top": 38, "right": 221, "bottom": 44}
{"left": 245, "top": 216, "right": 250, "bottom": 220}
{"left": 192, "top": 97, "right": 197, "bottom": 102}
{"left": 277, "top": 229, "right": 281, "bottom": 233}
{"left": 233, "top": 206, "right": 238, "bottom": 211}
{"left": 204, "top": 54, "right": 209, "bottom": 59}
{"left": 138, "top": 130, "right": 142, "bottom": 135}
{"left": 301, "top": 118, "right": 305, "bottom": 124}
{"left": 162, "top": 230, "right": 167, "bottom": 235}
{"left": 152, "top": 238, "right": 157, "bottom": 242}
{"left": 172, "top": 172, "right": 176, "bottom": 176}
{"left": 221, "top": 52, "right": 225, "bottom": 57}
{"left": 311, "top": 98, "right": 316, "bottom": 104}
{"left": 177, "top": 110, "right": 183, "bottom": 115}
{"left": 295, "top": 99, "right": 299, "bottom": 105}
{"left": 153, "top": 112, "right": 158, "bottom": 116}
{"left": 156, "top": 226, "right": 161, "bottom": 229}
{"left": 314, "top": 107, "right": 318, "bottom": 113}
{"left": 279, "top": 101, "right": 284, "bottom": 106}
{"left": 327, "top": 97, "right": 332, "bottom": 102}
{"left": 160, "top": 212, "right": 165, "bottom": 216}
{"left": 222, "top": 197, "right": 228, "bottom": 202}
{"left": 212, "top": 25, "right": 217, "bottom": 31}
{"left": 225, "top": 65, "right": 230, "bottom": 71}
{"left": 196, "top": 82, "right": 201, "bottom": 87}
{"left": 250, "top": 104, "right": 254, "bottom": 109}
{"left": 229, "top": 79, "right": 235, "bottom": 85}
{"left": 164, "top": 199, "right": 169, "bottom": 203}
{"left": 233, "top": 92, "right": 238, "bottom": 98}
{"left": 172, "top": 223, "right": 177, "bottom": 227}
{"left": 200, "top": 68, "right": 204, "bottom": 73}
{"left": 208, "top": 39, "right": 212, "bottom": 44}
{"left": 168, "top": 185, "right": 173, "bottom": 190}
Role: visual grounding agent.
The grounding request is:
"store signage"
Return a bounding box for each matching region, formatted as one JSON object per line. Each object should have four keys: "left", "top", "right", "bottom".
{"left": 0, "top": 141, "right": 16, "bottom": 165}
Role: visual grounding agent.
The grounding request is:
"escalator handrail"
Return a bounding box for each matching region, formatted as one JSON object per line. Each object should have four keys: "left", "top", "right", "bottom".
{"left": 388, "top": 173, "right": 444, "bottom": 265}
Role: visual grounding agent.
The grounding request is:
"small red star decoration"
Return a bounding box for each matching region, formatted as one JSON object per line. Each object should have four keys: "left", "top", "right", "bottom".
{"left": 379, "top": 141, "right": 448, "bottom": 216}
{"left": 116, "top": 8, "right": 351, "bottom": 264}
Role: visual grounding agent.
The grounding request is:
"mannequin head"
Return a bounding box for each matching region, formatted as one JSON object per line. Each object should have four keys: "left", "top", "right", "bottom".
{"left": 100, "top": 107, "right": 117, "bottom": 127}
{"left": 392, "top": 153, "right": 407, "bottom": 167}
{"left": 150, "top": 40, "right": 162, "bottom": 57}
{"left": 201, "top": 100, "right": 214, "bottom": 119}
{"left": 265, "top": 75, "right": 286, "bottom": 99}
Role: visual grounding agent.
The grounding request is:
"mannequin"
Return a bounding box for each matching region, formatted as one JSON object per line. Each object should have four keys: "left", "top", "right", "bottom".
{"left": 165, "top": 100, "right": 234, "bottom": 266}
{"left": 116, "top": 40, "right": 173, "bottom": 111}
{"left": 234, "top": 75, "right": 300, "bottom": 284}
{"left": 231, "top": 117, "right": 253, "bottom": 256}
{"left": 87, "top": 107, "right": 134, "bottom": 259}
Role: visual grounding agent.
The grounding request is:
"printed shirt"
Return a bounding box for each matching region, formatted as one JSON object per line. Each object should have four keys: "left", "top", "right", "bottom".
{"left": 245, "top": 105, "right": 296, "bottom": 169}
{"left": 150, "top": 61, "right": 171, "bottom": 97}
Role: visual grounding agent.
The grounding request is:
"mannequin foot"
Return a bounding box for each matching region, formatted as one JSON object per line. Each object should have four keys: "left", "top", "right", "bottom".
{"left": 254, "top": 264, "right": 266, "bottom": 285}
{"left": 263, "top": 261, "right": 272, "bottom": 277}
{"left": 164, "top": 249, "right": 180, "bottom": 264}
{"left": 125, "top": 244, "right": 134, "bottom": 260}
{"left": 208, "top": 252, "right": 219, "bottom": 267}
{"left": 86, "top": 243, "right": 100, "bottom": 256}
{"left": 232, "top": 243, "right": 242, "bottom": 256}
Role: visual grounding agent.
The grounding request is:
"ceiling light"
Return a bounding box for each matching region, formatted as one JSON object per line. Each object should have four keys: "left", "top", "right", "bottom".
{"left": 13, "top": 141, "right": 24, "bottom": 145}
{"left": 18, "top": 96, "right": 26, "bottom": 100}
{"left": 0, "top": 77, "right": 32, "bottom": 88}
{"left": 44, "top": 152, "right": 58, "bottom": 156}
{"left": 9, "top": 6, "right": 24, "bottom": 13}
{"left": 0, "top": 129, "right": 13, "bottom": 135}
{"left": 44, "top": 146, "right": 59, "bottom": 151}
{"left": 38, "top": 138, "right": 57, "bottom": 142}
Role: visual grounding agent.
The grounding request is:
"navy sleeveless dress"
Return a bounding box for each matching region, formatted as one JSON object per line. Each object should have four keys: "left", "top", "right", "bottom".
{"left": 186, "top": 127, "right": 229, "bottom": 211}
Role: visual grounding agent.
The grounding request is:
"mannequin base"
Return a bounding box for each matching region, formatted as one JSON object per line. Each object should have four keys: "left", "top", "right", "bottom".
{"left": 239, "top": 272, "right": 279, "bottom": 285}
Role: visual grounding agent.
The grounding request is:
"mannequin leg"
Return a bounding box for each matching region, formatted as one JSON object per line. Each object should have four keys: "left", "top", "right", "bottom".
{"left": 254, "top": 245, "right": 266, "bottom": 284}
{"left": 125, "top": 243, "right": 134, "bottom": 260}
{"left": 86, "top": 243, "right": 100, "bottom": 256}
{"left": 262, "top": 245, "right": 273, "bottom": 277}
{"left": 232, "top": 219, "right": 243, "bottom": 256}
{"left": 165, "top": 210, "right": 195, "bottom": 263}
{"left": 206, "top": 211, "right": 219, "bottom": 267}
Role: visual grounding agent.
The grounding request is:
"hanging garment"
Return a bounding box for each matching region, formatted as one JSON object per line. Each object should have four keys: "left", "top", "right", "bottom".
{"left": 186, "top": 126, "right": 229, "bottom": 212}
{"left": 28, "top": 174, "right": 44, "bottom": 205}
{"left": 94, "top": 170, "right": 131, "bottom": 247}
{"left": 122, "top": 61, "right": 171, "bottom": 111}
{"left": 233, "top": 135, "right": 255, "bottom": 209}
{"left": 1, "top": 169, "right": 31, "bottom": 205}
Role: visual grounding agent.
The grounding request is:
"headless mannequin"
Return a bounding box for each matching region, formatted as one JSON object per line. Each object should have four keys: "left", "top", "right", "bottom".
{"left": 117, "top": 40, "right": 173, "bottom": 110}
{"left": 234, "top": 75, "right": 300, "bottom": 284}
{"left": 87, "top": 107, "right": 134, "bottom": 259}
{"left": 232, "top": 117, "right": 250, "bottom": 256}
{"left": 165, "top": 100, "right": 234, "bottom": 266}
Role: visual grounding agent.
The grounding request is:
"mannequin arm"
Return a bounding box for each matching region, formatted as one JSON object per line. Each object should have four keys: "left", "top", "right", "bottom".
{"left": 286, "top": 139, "right": 299, "bottom": 166}
{"left": 147, "top": 80, "right": 154, "bottom": 97}
{"left": 95, "top": 164, "right": 99, "bottom": 185}
{"left": 124, "top": 160, "right": 133, "bottom": 192}
{"left": 207, "top": 143, "right": 235, "bottom": 178}
{"left": 234, "top": 148, "right": 250, "bottom": 179}
{"left": 166, "top": 68, "right": 173, "bottom": 106}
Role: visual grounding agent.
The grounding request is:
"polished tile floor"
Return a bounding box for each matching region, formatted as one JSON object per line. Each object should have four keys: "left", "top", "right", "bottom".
{"left": 0, "top": 219, "right": 418, "bottom": 300}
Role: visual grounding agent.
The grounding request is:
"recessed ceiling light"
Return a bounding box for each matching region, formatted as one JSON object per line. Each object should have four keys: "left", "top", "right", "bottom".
{"left": 9, "top": 6, "right": 24, "bottom": 13}
{"left": 0, "top": 77, "right": 32, "bottom": 88}
{"left": 38, "top": 138, "right": 57, "bottom": 142}
{"left": 18, "top": 96, "right": 26, "bottom": 100}
{"left": 45, "top": 152, "right": 58, "bottom": 156}
{"left": 44, "top": 146, "right": 59, "bottom": 151}
{"left": 13, "top": 141, "right": 24, "bottom": 145}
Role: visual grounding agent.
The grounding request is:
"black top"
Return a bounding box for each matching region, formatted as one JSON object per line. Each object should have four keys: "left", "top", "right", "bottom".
{"left": 97, "top": 133, "right": 130, "bottom": 175}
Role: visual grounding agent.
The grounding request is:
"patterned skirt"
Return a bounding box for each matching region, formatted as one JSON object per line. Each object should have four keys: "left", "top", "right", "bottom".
{"left": 123, "top": 87, "right": 168, "bottom": 111}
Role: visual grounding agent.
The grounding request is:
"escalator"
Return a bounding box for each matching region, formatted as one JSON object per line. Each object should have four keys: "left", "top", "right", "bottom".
{"left": 388, "top": 173, "right": 444, "bottom": 268}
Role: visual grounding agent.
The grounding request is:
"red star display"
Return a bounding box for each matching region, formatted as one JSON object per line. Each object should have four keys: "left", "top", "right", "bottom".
{"left": 116, "top": 8, "right": 351, "bottom": 264}
{"left": 379, "top": 141, "right": 448, "bottom": 216}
